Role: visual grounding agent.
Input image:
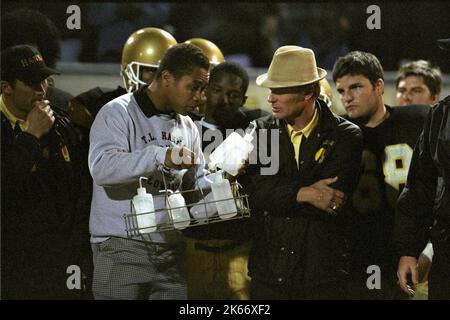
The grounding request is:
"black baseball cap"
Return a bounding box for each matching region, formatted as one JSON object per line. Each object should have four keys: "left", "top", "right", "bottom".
{"left": 437, "top": 38, "right": 450, "bottom": 51}
{"left": 0, "top": 44, "right": 60, "bottom": 85}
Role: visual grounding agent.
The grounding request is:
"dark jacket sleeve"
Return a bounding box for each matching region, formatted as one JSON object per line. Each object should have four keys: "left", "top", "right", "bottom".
{"left": 241, "top": 166, "right": 300, "bottom": 215}
{"left": 242, "top": 120, "right": 363, "bottom": 220}
{"left": 4, "top": 131, "right": 42, "bottom": 187}
{"left": 394, "top": 112, "right": 437, "bottom": 258}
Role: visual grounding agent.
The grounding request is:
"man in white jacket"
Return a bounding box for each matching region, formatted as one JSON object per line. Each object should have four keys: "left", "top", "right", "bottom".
{"left": 88, "top": 43, "right": 210, "bottom": 299}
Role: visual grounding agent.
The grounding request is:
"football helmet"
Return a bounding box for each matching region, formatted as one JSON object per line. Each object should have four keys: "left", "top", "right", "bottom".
{"left": 184, "top": 38, "right": 225, "bottom": 69}
{"left": 121, "top": 27, "right": 177, "bottom": 92}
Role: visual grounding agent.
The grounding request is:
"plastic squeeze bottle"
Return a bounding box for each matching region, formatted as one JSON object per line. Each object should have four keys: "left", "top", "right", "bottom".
{"left": 132, "top": 177, "right": 156, "bottom": 234}
{"left": 211, "top": 171, "right": 238, "bottom": 220}
{"left": 208, "top": 121, "right": 256, "bottom": 176}
{"left": 166, "top": 191, "right": 191, "bottom": 230}
{"left": 190, "top": 192, "right": 217, "bottom": 223}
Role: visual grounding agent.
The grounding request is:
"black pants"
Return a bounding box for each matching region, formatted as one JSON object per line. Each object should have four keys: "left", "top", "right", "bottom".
{"left": 251, "top": 278, "right": 348, "bottom": 300}
{"left": 428, "top": 248, "right": 450, "bottom": 300}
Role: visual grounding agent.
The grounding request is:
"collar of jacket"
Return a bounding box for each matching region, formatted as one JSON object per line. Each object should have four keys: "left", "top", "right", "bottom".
{"left": 133, "top": 85, "right": 177, "bottom": 119}
{"left": 267, "top": 99, "right": 338, "bottom": 135}
{"left": 1, "top": 112, "right": 15, "bottom": 138}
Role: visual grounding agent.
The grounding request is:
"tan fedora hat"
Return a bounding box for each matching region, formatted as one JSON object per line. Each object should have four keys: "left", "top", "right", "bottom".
{"left": 256, "top": 45, "right": 327, "bottom": 88}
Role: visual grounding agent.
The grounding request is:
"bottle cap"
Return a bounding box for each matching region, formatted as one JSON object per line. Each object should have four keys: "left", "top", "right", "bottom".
{"left": 243, "top": 120, "right": 257, "bottom": 142}
{"left": 137, "top": 187, "right": 147, "bottom": 196}
{"left": 137, "top": 177, "right": 148, "bottom": 195}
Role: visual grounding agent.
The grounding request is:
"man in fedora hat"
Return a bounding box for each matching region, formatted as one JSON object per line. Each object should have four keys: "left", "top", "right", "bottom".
{"left": 395, "top": 38, "right": 450, "bottom": 300}
{"left": 1, "top": 45, "right": 88, "bottom": 299}
{"left": 240, "top": 45, "right": 363, "bottom": 299}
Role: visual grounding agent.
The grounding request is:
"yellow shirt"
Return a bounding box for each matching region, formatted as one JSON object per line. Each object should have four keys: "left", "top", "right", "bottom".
{"left": 286, "top": 108, "right": 318, "bottom": 168}
{"left": 0, "top": 95, "right": 27, "bottom": 131}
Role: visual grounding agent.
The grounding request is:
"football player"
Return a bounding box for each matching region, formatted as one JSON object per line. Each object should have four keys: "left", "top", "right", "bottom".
{"left": 332, "top": 51, "right": 429, "bottom": 299}
{"left": 68, "top": 27, "right": 177, "bottom": 130}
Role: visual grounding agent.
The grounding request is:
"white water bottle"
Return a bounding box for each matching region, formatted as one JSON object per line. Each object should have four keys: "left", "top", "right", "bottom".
{"left": 132, "top": 177, "right": 156, "bottom": 234}
{"left": 190, "top": 192, "right": 218, "bottom": 223}
{"left": 167, "top": 191, "right": 191, "bottom": 230}
{"left": 211, "top": 171, "right": 237, "bottom": 220}
{"left": 209, "top": 121, "right": 256, "bottom": 176}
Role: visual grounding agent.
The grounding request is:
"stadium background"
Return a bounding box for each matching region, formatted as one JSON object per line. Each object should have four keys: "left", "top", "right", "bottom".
{"left": 2, "top": 1, "right": 449, "bottom": 115}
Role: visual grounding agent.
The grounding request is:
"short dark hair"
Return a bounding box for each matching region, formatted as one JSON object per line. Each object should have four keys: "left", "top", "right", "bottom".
{"left": 210, "top": 61, "right": 249, "bottom": 94}
{"left": 1, "top": 8, "right": 61, "bottom": 69}
{"left": 332, "top": 51, "right": 384, "bottom": 87}
{"left": 154, "top": 43, "right": 210, "bottom": 81}
{"left": 395, "top": 60, "right": 442, "bottom": 96}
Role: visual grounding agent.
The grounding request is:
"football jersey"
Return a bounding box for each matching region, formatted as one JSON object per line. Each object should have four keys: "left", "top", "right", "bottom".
{"left": 348, "top": 104, "right": 429, "bottom": 279}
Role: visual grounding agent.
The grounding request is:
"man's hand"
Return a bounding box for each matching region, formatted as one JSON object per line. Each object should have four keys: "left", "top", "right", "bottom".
{"left": 25, "top": 100, "right": 55, "bottom": 139}
{"left": 417, "top": 251, "right": 432, "bottom": 283}
{"left": 165, "top": 146, "right": 197, "bottom": 170}
{"left": 223, "top": 157, "right": 249, "bottom": 182}
{"left": 397, "top": 256, "right": 418, "bottom": 296}
{"left": 296, "top": 176, "right": 346, "bottom": 215}
{"left": 237, "top": 157, "right": 250, "bottom": 176}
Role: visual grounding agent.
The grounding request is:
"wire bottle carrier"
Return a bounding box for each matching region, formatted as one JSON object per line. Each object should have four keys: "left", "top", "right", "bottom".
{"left": 123, "top": 169, "right": 251, "bottom": 237}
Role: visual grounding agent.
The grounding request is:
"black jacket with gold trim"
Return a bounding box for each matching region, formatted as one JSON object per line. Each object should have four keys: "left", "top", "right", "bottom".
{"left": 241, "top": 99, "right": 363, "bottom": 289}
{"left": 1, "top": 107, "right": 90, "bottom": 298}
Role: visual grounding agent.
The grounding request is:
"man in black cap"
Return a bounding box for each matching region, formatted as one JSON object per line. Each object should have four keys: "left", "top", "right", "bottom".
{"left": 395, "top": 38, "right": 450, "bottom": 300}
{"left": 1, "top": 45, "right": 89, "bottom": 299}
{"left": 1, "top": 8, "right": 74, "bottom": 112}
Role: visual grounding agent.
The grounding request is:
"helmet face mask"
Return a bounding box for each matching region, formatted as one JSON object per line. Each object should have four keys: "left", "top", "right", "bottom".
{"left": 121, "top": 27, "right": 177, "bottom": 92}
{"left": 122, "top": 62, "right": 158, "bottom": 93}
